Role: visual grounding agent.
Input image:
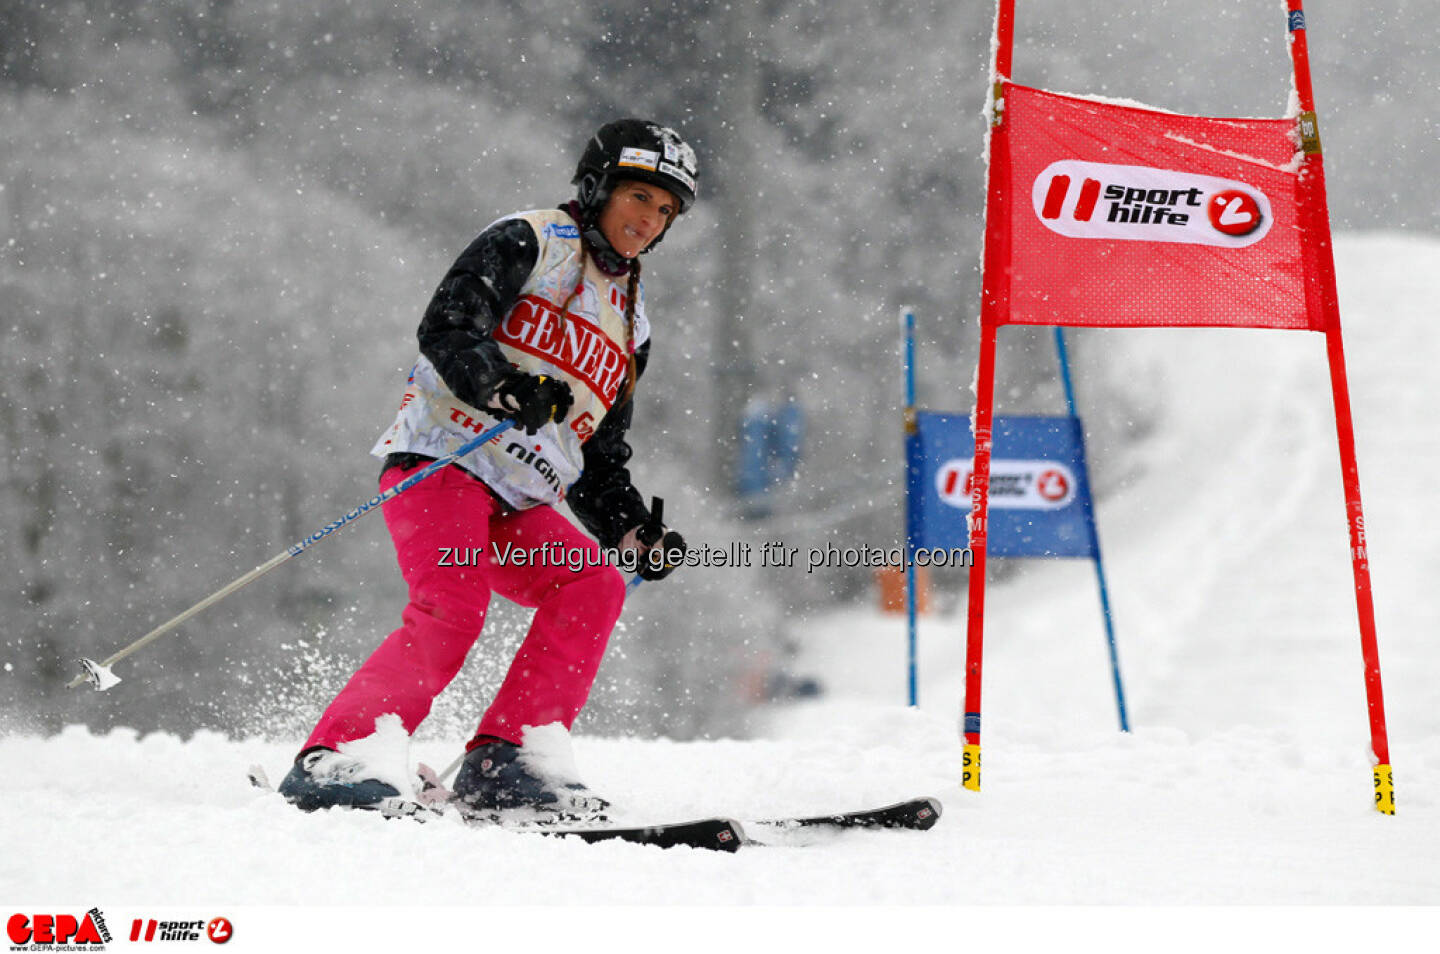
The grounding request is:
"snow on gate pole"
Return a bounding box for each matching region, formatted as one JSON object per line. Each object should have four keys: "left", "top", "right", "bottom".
{"left": 1285, "top": 0, "right": 1394, "bottom": 813}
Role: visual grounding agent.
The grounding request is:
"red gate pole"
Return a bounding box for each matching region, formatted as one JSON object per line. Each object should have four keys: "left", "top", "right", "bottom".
{"left": 961, "top": 0, "right": 1017, "bottom": 793}
{"left": 1286, "top": 0, "right": 1394, "bottom": 814}
{"left": 993, "top": 0, "right": 1015, "bottom": 80}
{"left": 962, "top": 325, "right": 998, "bottom": 793}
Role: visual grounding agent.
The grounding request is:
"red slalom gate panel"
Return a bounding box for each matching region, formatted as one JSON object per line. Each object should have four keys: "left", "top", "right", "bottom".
{"left": 988, "top": 83, "right": 1323, "bottom": 332}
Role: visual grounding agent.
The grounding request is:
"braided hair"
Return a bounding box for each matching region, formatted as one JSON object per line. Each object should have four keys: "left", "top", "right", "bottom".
{"left": 621, "top": 258, "right": 641, "bottom": 405}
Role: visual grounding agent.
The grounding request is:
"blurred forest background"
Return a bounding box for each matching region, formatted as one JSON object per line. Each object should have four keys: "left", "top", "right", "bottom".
{"left": 2, "top": 0, "right": 1434, "bottom": 743}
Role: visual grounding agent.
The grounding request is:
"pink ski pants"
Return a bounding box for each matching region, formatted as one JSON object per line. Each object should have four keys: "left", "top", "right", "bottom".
{"left": 304, "top": 460, "right": 627, "bottom": 752}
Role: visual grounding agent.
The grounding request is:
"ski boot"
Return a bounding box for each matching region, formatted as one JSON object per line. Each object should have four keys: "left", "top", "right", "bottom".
{"left": 277, "top": 747, "right": 426, "bottom": 818}
{"left": 451, "top": 740, "right": 610, "bottom": 826}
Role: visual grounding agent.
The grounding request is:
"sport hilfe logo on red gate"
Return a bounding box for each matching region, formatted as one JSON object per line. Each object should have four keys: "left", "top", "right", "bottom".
{"left": 1032, "top": 160, "right": 1272, "bottom": 248}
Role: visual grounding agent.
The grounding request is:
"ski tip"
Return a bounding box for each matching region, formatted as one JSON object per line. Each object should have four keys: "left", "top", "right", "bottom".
{"left": 684, "top": 817, "right": 745, "bottom": 852}
{"left": 720, "top": 819, "right": 746, "bottom": 851}
{"left": 546, "top": 817, "right": 746, "bottom": 852}
{"left": 912, "top": 796, "right": 943, "bottom": 830}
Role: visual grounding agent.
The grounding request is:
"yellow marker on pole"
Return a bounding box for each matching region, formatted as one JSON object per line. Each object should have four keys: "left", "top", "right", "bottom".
{"left": 962, "top": 743, "right": 982, "bottom": 792}
{"left": 1374, "top": 764, "right": 1395, "bottom": 815}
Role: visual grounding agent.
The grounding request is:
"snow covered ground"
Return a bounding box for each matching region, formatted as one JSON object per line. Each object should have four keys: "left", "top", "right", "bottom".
{"left": 4, "top": 233, "right": 1439, "bottom": 948}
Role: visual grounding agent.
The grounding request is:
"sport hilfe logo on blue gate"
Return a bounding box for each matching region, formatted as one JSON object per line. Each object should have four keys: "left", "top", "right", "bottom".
{"left": 908, "top": 413, "right": 1097, "bottom": 558}
{"left": 935, "top": 458, "right": 1078, "bottom": 510}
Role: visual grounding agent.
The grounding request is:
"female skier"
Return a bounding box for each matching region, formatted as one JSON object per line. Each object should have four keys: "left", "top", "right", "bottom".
{"left": 278, "top": 119, "right": 697, "bottom": 821}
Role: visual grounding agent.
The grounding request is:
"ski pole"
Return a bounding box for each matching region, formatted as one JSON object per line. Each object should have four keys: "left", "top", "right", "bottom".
{"left": 68, "top": 419, "right": 516, "bottom": 691}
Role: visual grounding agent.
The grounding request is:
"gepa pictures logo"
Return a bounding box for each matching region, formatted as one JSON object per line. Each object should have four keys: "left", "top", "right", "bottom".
{"left": 7, "top": 909, "right": 112, "bottom": 948}
{"left": 1033, "top": 159, "right": 1272, "bottom": 248}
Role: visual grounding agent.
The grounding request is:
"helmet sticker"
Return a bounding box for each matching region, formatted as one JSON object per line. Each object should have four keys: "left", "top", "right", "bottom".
{"left": 658, "top": 161, "right": 696, "bottom": 192}
{"left": 618, "top": 147, "right": 661, "bottom": 171}
{"left": 650, "top": 125, "right": 698, "bottom": 176}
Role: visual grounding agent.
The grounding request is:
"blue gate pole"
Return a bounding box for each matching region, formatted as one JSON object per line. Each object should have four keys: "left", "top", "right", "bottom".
{"left": 903, "top": 308, "right": 920, "bottom": 707}
{"left": 1054, "top": 327, "right": 1130, "bottom": 731}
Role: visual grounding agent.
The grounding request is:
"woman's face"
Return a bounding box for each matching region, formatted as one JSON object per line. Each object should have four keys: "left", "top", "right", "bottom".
{"left": 598, "top": 180, "right": 679, "bottom": 258}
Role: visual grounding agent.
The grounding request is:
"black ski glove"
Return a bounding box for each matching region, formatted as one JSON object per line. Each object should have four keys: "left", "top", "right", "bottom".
{"left": 490, "top": 370, "right": 574, "bottom": 434}
{"left": 621, "top": 497, "right": 687, "bottom": 581}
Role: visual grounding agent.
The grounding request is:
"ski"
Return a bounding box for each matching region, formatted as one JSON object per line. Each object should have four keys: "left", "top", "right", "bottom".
{"left": 532, "top": 796, "right": 941, "bottom": 852}
{"left": 251, "top": 764, "right": 937, "bottom": 851}
{"left": 517, "top": 817, "right": 745, "bottom": 852}
{"left": 251, "top": 763, "right": 743, "bottom": 851}
{"left": 435, "top": 773, "right": 744, "bottom": 852}
{"left": 763, "top": 795, "right": 941, "bottom": 831}
{"left": 745, "top": 796, "right": 942, "bottom": 843}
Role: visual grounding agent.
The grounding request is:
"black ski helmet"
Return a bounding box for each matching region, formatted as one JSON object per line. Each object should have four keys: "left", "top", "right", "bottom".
{"left": 572, "top": 119, "right": 699, "bottom": 221}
